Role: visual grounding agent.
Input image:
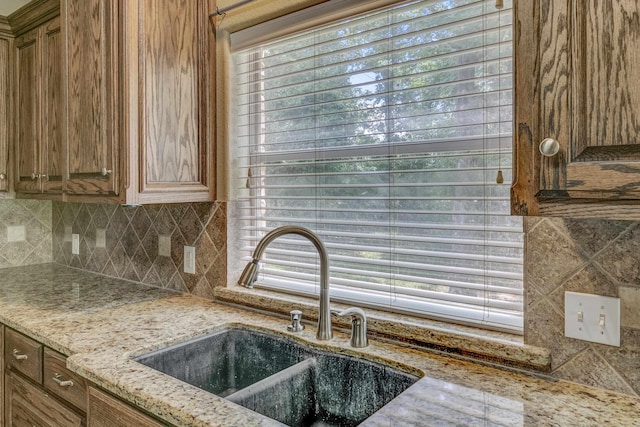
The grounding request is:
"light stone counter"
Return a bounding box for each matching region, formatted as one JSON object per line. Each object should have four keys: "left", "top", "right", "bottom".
{"left": 0, "top": 264, "right": 638, "bottom": 426}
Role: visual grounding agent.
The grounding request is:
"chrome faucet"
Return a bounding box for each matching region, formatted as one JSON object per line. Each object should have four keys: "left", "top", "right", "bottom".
{"left": 334, "top": 307, "right": 368, "bottom": 348}
{"left": 238, "top": 226, "right": 332, "bottom": 340}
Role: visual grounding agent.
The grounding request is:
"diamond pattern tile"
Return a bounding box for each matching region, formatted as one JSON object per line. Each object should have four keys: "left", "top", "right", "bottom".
{"left": 51, "top": 201, "right": 227, "bottom": 296}
{"left": 0, "top": 201, "right": 53, "bottom": 268}
{"left": 524, "top": 216, "right": 640, "bottom": 397}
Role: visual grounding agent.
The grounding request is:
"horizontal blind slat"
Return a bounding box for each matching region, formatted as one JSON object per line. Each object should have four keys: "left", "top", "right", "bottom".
{"left": 232, "top": 0, "right": 520, "bottom": 332}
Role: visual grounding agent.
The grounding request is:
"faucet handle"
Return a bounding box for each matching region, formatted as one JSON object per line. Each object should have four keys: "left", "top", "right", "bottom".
{"left": 333, "top": 307, "right": 368, "bottom": 348}
{"left": 287, "top": 310, "right": 305, "bottom": 332}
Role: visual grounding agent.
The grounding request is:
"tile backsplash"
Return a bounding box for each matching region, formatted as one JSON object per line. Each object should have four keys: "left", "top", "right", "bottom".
{"left": 51, "top": 201, "right": 227, "bottom": 299}
{"left": 0, "top": 199, "right": 51, "bottom": 267}
{"left": 524, "top": 217, "right": 640, "bottom": 396}
{"left": 2, "top": 198, "right": 635, "bottom": 397}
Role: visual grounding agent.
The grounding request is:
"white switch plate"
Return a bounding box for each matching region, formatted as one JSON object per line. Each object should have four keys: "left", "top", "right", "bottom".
{"left": 72, "top": 234, "right": 80, "bottom": 255}
{"left": 158, "top": 235, "right": 171, "bottom": 257}
{"left": 565, "top": 291, "right": 620, "bottom": 346}
{"left": 6, "top": 225, "right": 25, "bottom": 242}
{"left": 95, "top": 229, "right": 106, "bottom": 248}
{"left": 64, "top": 225, "right": 73, "bottom": 242}
{"left": 184, "top": 246, "right": 196, "bottom": 274}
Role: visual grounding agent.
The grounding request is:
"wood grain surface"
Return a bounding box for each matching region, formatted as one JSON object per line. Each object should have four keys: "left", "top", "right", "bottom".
{"left": 512, "top": 0, "right": 640, "bottom": 218}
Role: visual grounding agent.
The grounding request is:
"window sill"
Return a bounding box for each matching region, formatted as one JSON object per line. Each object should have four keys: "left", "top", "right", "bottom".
{"left": 212, "top": 285, "right": 550, "bottom": 373}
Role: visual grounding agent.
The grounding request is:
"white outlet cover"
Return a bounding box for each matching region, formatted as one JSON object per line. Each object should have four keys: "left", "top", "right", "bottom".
{"left": 6, "top": 225, "right": 25, "bottom": 242}
{"left": 72, "top": 234, "right": 80, "bottom": 255}
{"left": 565, "top": 291, "right": 620, "bottom": 347}
{"left": 184, "top": 246, "right": 196, "bottom": 274}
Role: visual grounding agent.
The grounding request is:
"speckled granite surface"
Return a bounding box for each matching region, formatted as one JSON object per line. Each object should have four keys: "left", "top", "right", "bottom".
{"left": 0, "top": 264, "right": 638, "bottom": 426}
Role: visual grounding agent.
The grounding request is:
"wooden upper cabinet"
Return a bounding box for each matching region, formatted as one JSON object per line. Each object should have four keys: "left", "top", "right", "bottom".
{"left": 63, "top": 0, "right": 118, "bottom": 196}
{"left": 14, "top": 27, "right": 39, "bottom": 193}
{"left": 121, "top": 0, "right": 215, "bottom": 204}
{"left": 59, "top": 0, "right": 216, "bottom": 203}
{"left": 14, "top": 16, "right": 63, "bottom": 195}
{"left": 512, "top": 0, "right": 640, "bottom": 218}
{"left": 42, "top": 16, "right": 64, "bottom": 193}
{"left": 0, "top": 28, "right": 10, "bottom": 192}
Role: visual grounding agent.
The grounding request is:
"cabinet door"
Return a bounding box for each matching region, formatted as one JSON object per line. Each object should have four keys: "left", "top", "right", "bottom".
{"left": 5, "top": 371, "right": 84, "bottom": 427}
{"left": 0, "top": 37, "right": 10, "bottom": 191}
{"left": 42, "top": 16, "right": 64, "bottom": 193}
{"left": 512, "top": 0, "right": 640, "bottom": 218}
{"left": 14, "top": 28, "right": 41, "bottom": 194}
{"left": 124, "top": 0, "right": 215, "bottom": 203}
{"left": 87, "top": 387, "right": 164, "bottom": 427}
{"left": 64, "top": 0, "right": 118, "bottom": 195}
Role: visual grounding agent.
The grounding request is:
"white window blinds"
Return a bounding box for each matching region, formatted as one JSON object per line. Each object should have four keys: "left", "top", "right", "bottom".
{"left": 232, "top": 0, "right": 523, "bottom": 332}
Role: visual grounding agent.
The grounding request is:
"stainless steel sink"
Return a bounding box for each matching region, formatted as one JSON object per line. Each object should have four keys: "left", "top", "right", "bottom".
{"left": 134, "top": 327, "right": 310, "bottom": 397}
{"left": 134, "top": 327, "right": 419, "bottom": 426}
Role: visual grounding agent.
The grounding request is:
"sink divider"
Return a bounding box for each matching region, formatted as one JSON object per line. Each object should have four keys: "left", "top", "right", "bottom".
{"left": 226, "top": 357, "right": 318, "bottom": 425}
{"left": 226, "top": 357, "right": 317, "bottom": 404}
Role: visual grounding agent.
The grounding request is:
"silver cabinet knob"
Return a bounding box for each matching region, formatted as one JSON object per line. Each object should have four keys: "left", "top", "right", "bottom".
{"left": 101, "top": 167, "right": 112, "bottom": 176}
{"left": 0, "top": 173, "right": 6, "bottom": 180}
{"left": 31, "top": 173, "right": 40, "bottom": 180}
{"left": 539, "top": 138, "right": 560, "bottom": 157}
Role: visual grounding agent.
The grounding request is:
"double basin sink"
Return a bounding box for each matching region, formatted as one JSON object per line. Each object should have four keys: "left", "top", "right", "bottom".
{"left": 134, "top": 327, "right": 420, "bottom": 426}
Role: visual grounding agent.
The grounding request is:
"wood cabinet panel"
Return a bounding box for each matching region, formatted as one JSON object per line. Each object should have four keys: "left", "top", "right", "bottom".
{"left": 0, "top": 36, "right": 9, "bottom": 191}
{"left": 5, "top": 371, "right": 84, "bottom": 427}
{"left": 141, "top": 0, "right": 200, "bottom": 185}
{"left": 42, "top": 16, "right": 63, "bottom": 193}
{"left": 44, "top": 349, "right": 87, "bottom": 413}
{"left": 14, "top": 28, "right": 39, "bottom": 193}
{"left": 512, "top": 0, "right": 640, "bottom": 218}
{"left": 13, "top": 15, "right": 63, "bottom": 196}
{"left": 64, "top": 0, "right": 117, "bottom": 195}
{"left": 13, "top": 0, "right": 215, "bottom": 204}
{"left": 4, "top": 329, "right": 43, "bottom": 385}
{"left": 122, "top": 0, "right": 215, "bottom": 204}
{"left": 87, "top": 387, "right": 165, "bottom": 427}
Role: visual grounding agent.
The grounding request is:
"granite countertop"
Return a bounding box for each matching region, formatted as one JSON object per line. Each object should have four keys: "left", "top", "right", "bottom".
{"left": 0, "top": 264, "right": 639, "bottom": 426}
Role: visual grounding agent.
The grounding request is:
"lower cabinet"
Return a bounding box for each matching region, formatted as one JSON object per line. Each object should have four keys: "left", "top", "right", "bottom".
{"left": 2, "top": 327, "right": 169, "bottom": 427}
{"left": 4, "top": 328, "right": 84, "bottom": 427}
{"left": 5, "top": 371, "right": 83, "bottom": 427}
{"left": 87, "top": 387, "right": 165, "bottom": 427}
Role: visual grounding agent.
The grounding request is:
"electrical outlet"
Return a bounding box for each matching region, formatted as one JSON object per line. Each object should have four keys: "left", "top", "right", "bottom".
{"left": 565, "top": 291, "right": 620, "bottom": 346}
{"left": 72, "top": 234, "right": 80, "bottom": 255}
{"left": 184, "top": 246, "right": 196, "bottom": 274}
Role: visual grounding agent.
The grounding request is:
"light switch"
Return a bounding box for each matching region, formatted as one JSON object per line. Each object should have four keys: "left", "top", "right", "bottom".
{"left": 158, "top": 235, "right": 171, "bottom": 257}
{"left": 565, "top": 292, "right": 620, "bottom": 346}
{"left": 95, "top": 229, "right": 106, "bottom": 248}
{"left": 7, "top": 226, "right": 25, "bottom": 242}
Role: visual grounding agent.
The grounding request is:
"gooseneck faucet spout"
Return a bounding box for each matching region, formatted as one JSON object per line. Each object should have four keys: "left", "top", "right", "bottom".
{"left": 238, "top": 226, "right": 332, "bottom": 340}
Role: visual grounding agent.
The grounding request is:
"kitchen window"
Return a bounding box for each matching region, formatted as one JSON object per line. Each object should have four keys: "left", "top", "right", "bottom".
{"left": 231, "top": 0, "right": 523, "bottom": 333}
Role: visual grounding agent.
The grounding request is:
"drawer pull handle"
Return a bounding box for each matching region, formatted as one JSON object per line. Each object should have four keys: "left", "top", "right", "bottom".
{"left": 52, "top": 373, "right": 74, "bottom": 388}
{"left": 12, "top": 349, "right": 28, "bottom": 360}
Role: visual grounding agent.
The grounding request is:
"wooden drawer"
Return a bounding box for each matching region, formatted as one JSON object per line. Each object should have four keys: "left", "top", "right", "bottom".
{"left": 88, "top": 386, "right": 166, "bottom": 427}
{"left": 4, "top": 328, "right": 43, "bottom": 383}
{"left": 5, "top": 370, "right": 84, "bottom": 427}
{"left": 44, "top": 348, "right": 87, "bottom": 412}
